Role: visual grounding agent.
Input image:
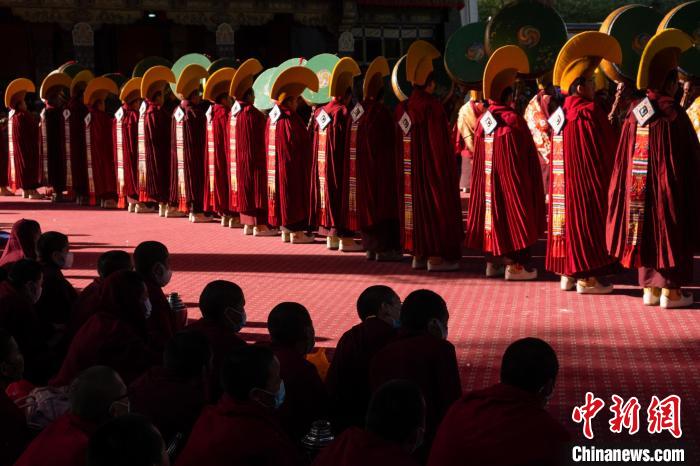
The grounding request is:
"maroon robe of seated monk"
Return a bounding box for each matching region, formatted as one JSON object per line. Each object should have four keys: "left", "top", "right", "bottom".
{"left": 270, "top": 344, "right": 328, "bottom": 442}
{"left": 607, "top": 90, "right": 700, "bottom": 287}
{"left": 267, "top": 104, "right": 314, "bottom": 230}
{"left": 369, "top": 331, "right": 461, "bottom": 453}
{"left": 66, "top": 96, "right": 89, "bottom": 196}
{"left": 342, "top": 98, "right": 400, "bottom": 252}
{"left": 13, "top": 413, "right": 97, "bottom": 466}
{"left": 428, "top": 383, "right": 570, "bottom": 466}
{"left": 0, "top": 218, "right": 39, "bottom": 267}
{"left": 129, "top": 365, "right": 208, "bottom": 442}
{"left": 170, "top": 100, "right": 207, "bottom": 212}
{"left": 8, "top": 108, "right": 40, "bottom": 191}
{"left": 145, "top": 279, "right": 186, "bottom": 352}
{"left": 312, "top": 427, "right": 419, "bottom": 466}
{"left": 35, "top": 262, "right": 78, "bottom": 326}
{"left": 114, "top": 103, "right": 139, "bottom": 201}
{"left": 465, "top": 101, "right": 546, "bottom": 260}
{"left": 232, "top": 100, "right": 268, "bottom": 224}
{"left": 0, "top": 118, "right": 8, "bottom": 187}
{"left": 326, "top": 317, "right": 396, "bottom": 432}
{"left": 42, "top": 103, "right": 66, "bottom": 191}
{"left": 175, "top": 396, "right": 305, "bottom": 466}
{"left": 204, "top": 103, "right": 231, "bottom": 214}
{"left": 395, "top": 89, "right": 463, "bottom": 260}
{"left": 546, "top": 95, "right": 618, "bottom": 277}
{"left": 0, "top": 388, "right": 29, "bottom": 466}
{"left": 86, "top": 105, "right": 117, "bottom": 203}
{"left": 143, "top": 99, "right": 172, "bottom": 203}
{"left": 68, "top": 277, "right": 102, "bottom": 336}
{"left": 310, "top": 98, "right": 349, "bottom": 235}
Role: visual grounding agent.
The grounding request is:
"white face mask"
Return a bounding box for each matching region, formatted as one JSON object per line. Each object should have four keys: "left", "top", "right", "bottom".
{"left": 61, "top": 251, "right": 74, "bottom": 269}
{"left": 143, "top": 299, "right": 153, "bottom": 319}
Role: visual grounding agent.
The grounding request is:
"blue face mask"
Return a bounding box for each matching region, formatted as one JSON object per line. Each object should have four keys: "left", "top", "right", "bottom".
{"left": 273, "top": 380, "right": 286, "bottom": 409}
{"left": 392, "top": 319, "right": 401, "bottom": 329}
{"left": 226, "top": 307, "right": 247, "bottom": 333}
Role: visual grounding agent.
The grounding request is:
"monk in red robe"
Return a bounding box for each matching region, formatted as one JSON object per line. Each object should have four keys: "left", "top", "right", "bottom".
{"left": 341, "top": 58, "right": 401, "bottom": 260}
{"left": 546, "top": 33, "right": 621, "bottom": 293}
{"left": 267, "top": 302, "right": 328, "bottom": 442}
{"left": 230, "top": 59, "right": 277, "bottom": 236}
{"left": 0, "top": 115, "right": 10, "bottom": 195}
{"left": 396, "top": 41, "right": 463, "bottom": 271}
{"left": 267, "top": 66, "right": 319, "bottom": 243}
{"left": 0, "top": 218, "right": 40, "bottom": 268}
{"left": 428, "top": 338, "right": 570, "bottom": 466}
{"left": 129, "top": 331, "right": 210, "bottom": 444}
{"left": 465, "top": 45, "right": 545, "bottom": 280}
{"left": 313, "top": 380, "right": 424, "bottom": 466}
{"left": 176, "top": 345, "right": 304, "bottom": 466}
{"left": 311, "top": 58, "right": 362, "bottom": 251}
{"left": 113, "top": 77, "right": 143, "bottom": 212}
{"left": 17, "top": 366, "right": 129, "bottom": 466}
{"left": 51, "top": 270, "right": 160, "bottom": 386}
{"left": 326, "top": 285, "right": 400, "bottom": 432}
{"left": 170, "top": 65, "right": 208, "bottom": 221}
{"left": 203, "top": 68, "right": 236, "bottom": 226}
{"left": 607, "top": 30, "right": 700, "bottom": 309}
{"left": 39, "top": 72, "right": 71, "bottom": 200}
{"left": 35, "top": 231, "right": 77, "bottom": 327}
{"left": 5, "top": 78, "right": 41, "bottom": 198}
{"left": 67, "top": 71, "right": 93, "bottom": 204}
{"left": 87, "top": 415, "right": 168, "bottom": 466}
{"left": 0, "top": 329, "right": 31, "bottom": 466}
{"left": 186, "top": 280, "right": 247, "bottom": 401}
{"left": 369, "top": 289, "right": 461, "bottom": 460}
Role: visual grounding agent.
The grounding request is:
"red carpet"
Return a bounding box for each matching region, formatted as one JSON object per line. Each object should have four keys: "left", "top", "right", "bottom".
{"left": 2, "top": 197, "right": 699, "bottom": 456}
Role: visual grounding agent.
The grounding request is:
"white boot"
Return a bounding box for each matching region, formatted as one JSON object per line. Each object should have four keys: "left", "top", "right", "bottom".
{"left": 660, "top": 288, "right": 694, "bottom": 309}
{"left": 643, "top": 287, "right": 661, "bottom": 306}
{"left": 576, "top": 277, "right": 613, "bottom": 295}
{"left": 560, "top": 276, "right": 576, "bottom": 291}
{"left": 505, "top": 264, "right": 537, "bottom": 281}
{"left": 485, "top": 262, "right": 505, "bottom": 278}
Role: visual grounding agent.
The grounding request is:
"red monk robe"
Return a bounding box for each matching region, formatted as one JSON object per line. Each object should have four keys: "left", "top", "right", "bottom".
{"left": 342, "top": 98, "right": 400, "bottom": 256}
{"left": 175, "top": 396, "right": 304, "bottom": 466}
{"left": 42, "top": 102, "right": 67, "bottom": 192}
{"left": 170, "top": 99, "right": 207, "bottom": 213}
{"left": 66, "top": 96, "right": 89, "bottom": 197}
{"left": 8, "top": 108, "right": 40, "bottom": 192}
{"left": 312, "top": 427, "right": 419, "bottom": 466}
{"left": 13, "top": 413, "right": 97, "bottom": 466}
{"left": 395, "top": 89, "right": 463, "bottom": 265}
{"left": 546, "top": 95, "right": 617, "bottom": 278}
{"left": 86, "top": 104, "right": 117, "bottom": 203}
{"left": 145, "top": 278, "right": 186, "bottom": 352}
{"left": 0, "top": 387, "right": 29, "bottom": 466}
{"left": 465, "top": 102, "right": 546, "bottom": 262}
{"left": 233, "top": 100, "right": 268, "bottom": 225}
{"left": 427, "top": 383, "right": 570, "bottom": 466}
{"left": 206, "top": 102, "right": 231, "bottom": 215}
{"left": 0, "top": 218, "right": 40, "bottom": 267}
{"left": 0, "top": 118, "right": 8, "bottom": 190}
{"left": 607, "top": 90, "right": 700, "bottom": 288}
{"left": 68, "top": 277, "right": 102, "bottom": 336}
{"left": 310, "top": 98, "right": 349, "bottom": 236}
{"left": 267, "top": 104, "right": 314, "bottom": 230}
{"left": 114, "top": 103, "right": 140, "bottom": 203}
{"left": 326, "top": 316, "right": 396, "bottom": 432}
{"left": 143, "top": 99, "right": 172, "bottom": 203}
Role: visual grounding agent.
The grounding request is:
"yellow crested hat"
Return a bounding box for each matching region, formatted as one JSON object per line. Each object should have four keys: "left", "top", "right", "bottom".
{"left": 230, "top": 59, "right": 263, "bottom": 100}
{"left": 363, "top": 56, "right": 390, "bottom": 100}
{"left": 553, "top": 32, "right": 622, "bottom": 94}
{"left": 203, "top": 67, "right": 236, "bottom": 102}
{"left": 482, "top": 45, "right": 529, "bottom": 101}
{"left": 270, "top": 66, "right": 319, "bottom": 103}
{"left": 637, "top": 28, "right": 694, "bottom": 90}
{"left": 83, "top": 76, "right": 119, "bottom": 106}
{"left": 70, "top": 70, "right": 94, "bottom": 96}
{"left": 141, "top": 66, "right": 176, "bottom": 101}
{"left": 593, "top": 68, "right": 609, "bottom": 92}
{"left": 329, "top": 57, "right": 360, "bottom": 98}
{"left": 175, "top": 64, "right": 209, "bottom": 100}
{"left": 406, "top": 40, "right": 441, "bottom": 86}
{"left": 119, "top": 77, "right": 142, "bottom": 103}
{"left": 40, "top": 71, "right": 72, "bottom": 100}
{"left": 4, "top": 78, "right": 35, "bottom": 109}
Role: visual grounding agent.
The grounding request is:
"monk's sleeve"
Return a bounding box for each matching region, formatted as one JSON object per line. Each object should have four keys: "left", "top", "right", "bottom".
{"left": 436, "top": 342, "right": 462, "bottom": 420}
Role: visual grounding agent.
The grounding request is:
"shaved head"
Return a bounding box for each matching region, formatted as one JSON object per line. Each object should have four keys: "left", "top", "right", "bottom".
{"left": 69, "top": 366, "right": 127, "bottom": 423}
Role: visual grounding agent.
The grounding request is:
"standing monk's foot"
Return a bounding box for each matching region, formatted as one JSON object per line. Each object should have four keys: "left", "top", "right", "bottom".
{"left": 243, "top": 225, "right": 254, "bottom": 235}
{"left": 339, "top": 238, "right": 363, "bottom": 253}
{"left": 220, "top": 215, "right": 230, "bottom": 227}
{"left": 485, "top": 262, "right": 505, "bottom": 278}
{"left": 229, "top": 216, "right": 242, "bottom": 228}
{"left": 377, "top": 250, "right": 404, "bottom": 262}
{"left": 254, "top": 225, "right": 280, "bottom": 237}
{"left": 660, "top": 288, "right": 694, "bottom": 309}
{"left": 127, "top": 202, "right": 136, "bottom": 213}
{"left": 411, "top": 256, "right": 427, "bottom": 270}
{"left": 190, "top": 213, "right": 209, "bottom": 223}
{"left": 427, "top": 257, "right": 460, "bottom": 272}
{"left": 326, "top": 236, "right": 340, "bottom": 250}
{"left": 102, "top": 199, "right": 118, "bottom": 209}
{"left": 576, "top": 277, "right": 613, "bottom": 295}
{"left": 134, "top": 202, "right": 157, "bottom": 214}
{"left": 0, "top": 187, "right": 14, "bottom": 196}
{"left": 291, "top": 232, "right": 315, "bottom": 244}
{"left": 643, "top": 287, "right": 661, "bottom": 306}
{"left": 505, "top": 264, "right": 537, "bottom": 281}
{"left": 366, "top": 251, "right": 377, "bottom": 260}
{"left": 158, "top": 203, "right": 167, "bottom": 217}
{"left": 560, "top": 276, "right": 576, "bottom": 291}
{"left": 281, "top": 230, "right": 291, "bottom": 243}
{"left": 164, "top": 206, "right": 187, "bottom": 218}
{"left": 26, "top": 190, "right": 44, "bottom": 200}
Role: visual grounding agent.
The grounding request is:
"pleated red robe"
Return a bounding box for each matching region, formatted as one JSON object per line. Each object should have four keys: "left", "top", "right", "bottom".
{"left": 42, "top": 103, "right": 66, "bottom": 191}
{"left": 546, "top": 95, "right": 617, "bottom": 277}
{"left": 0, "top": 388, "right": 29, "bottom": 466}
{"left": 66, "top": 97, "right": 89, "bottom": 196}
{"left": 8, "top": 109, "right": 40, "bottom": 190}
{"left": 233, "top": 100, "right": 268, "bottom": 224}
{"left": 170, "top": 100, "right": 207, "bottom": 212}
{"left": 86, "top": 106, "right": 117, "bottom": 202}
{"left": 342, "top": 99, "right": 400, "bottom": 252}
{"left": 465, "top": 101, "right": 546, "bottom": 257}
{"left": 607, "top": 90, "right": 700, "bottom": 286}
{"left": 114, "top": 104, "right": 139, "bottom": 200}
{"left": 312, "top": 427, "right": 420, "bottom": 466}
{"left": 13, "top": 413, "right": 97, "bottom": 466}
{"left": 144, "top": 100, "right": 172, "bottom": 203}
{"left": 205, "top": 103, "right": 231, "bottom": 214}
{"left": 395, "top": 89, "right": 463, "bottom": 260}
{"left": 310, "top": 99, "right": 349, "bottom": 234}
{"left": 0, "top": 118, "right": 8, "bottom": 187}
{"left": 267, "top": 104, "right": 313, "bottom": 229}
